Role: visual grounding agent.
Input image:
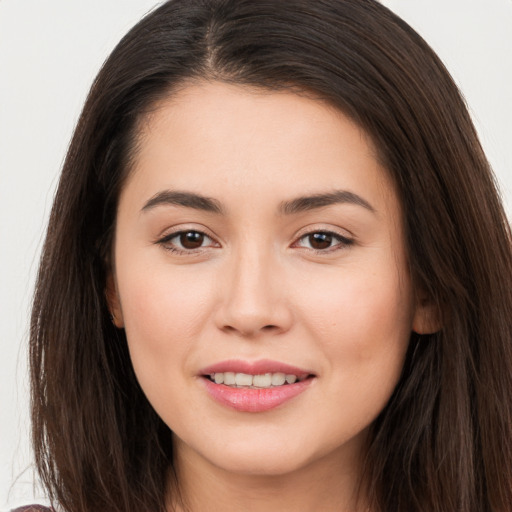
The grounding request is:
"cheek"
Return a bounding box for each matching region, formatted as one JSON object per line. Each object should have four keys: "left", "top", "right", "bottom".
{"left": 299, "top": 267, "right": 413, "bottom": 430}
{"left": 302, "top": 265, "right": 412, "bottom": 337}
{"left": 115, "top": 259, "right": 214, "bottom": 374}
{"left": 296, "top": 259, "right": 414, "bottom": 393}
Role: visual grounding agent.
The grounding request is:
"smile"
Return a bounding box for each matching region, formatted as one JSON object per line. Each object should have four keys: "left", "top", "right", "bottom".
{"left": 200, "top": 360, "right": 316, "bottom": 412}
{"left": 207, "top": 372, "right": 309, "bottom": 388}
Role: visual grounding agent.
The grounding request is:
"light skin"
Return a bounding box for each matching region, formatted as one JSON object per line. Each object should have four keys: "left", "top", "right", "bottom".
{"left": 108, "top": 81, "right": 437, "bottom": 512}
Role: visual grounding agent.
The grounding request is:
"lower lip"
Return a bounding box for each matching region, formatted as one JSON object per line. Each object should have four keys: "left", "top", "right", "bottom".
{"left": 201, "top": 377, "right": 314, "bottom": 412}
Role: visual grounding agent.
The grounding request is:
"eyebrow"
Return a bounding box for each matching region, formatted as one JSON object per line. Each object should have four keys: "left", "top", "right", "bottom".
{"left": 141, "top": 189, "right": 375, "bottom": 216}
{"left": 141, "top": 190, "right": 224, "bottom": 214}
{"left": 279, "top": 190, "right": 376, "bottom": 215}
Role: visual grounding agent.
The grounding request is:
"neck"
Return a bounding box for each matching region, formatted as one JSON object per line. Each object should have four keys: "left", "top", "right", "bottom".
{"left": 167, "top": 437, "right": 369, "bottom": 512}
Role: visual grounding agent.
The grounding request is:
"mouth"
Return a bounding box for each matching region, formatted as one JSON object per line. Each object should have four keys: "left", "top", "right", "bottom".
{"left": 199, "top": 360, "right": 316, "bottom": 412}
{"left": 204, "top": 371, "right": 312, "bottom": 389}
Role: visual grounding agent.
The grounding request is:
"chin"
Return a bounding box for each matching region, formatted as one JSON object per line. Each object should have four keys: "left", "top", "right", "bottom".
{"left": 202, "top": 428, "right": 347, "bottom": 478}
{"left": 213, "top": 447, "right": 311, "bottom": 477}
{"left": 175, "top": 428, "right": 316, "bottom": 477}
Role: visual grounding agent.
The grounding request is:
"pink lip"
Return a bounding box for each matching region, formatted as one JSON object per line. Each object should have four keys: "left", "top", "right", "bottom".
{"left": 200, "top": 359, "right": 313, "bottom": 379}
{"left": 199, "top": 359, "right": 315, "bottom": 413}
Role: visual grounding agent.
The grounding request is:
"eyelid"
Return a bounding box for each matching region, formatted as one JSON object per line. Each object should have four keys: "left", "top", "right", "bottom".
{"left": 292, "top": 223, "right": 354, "bottom": 240}
{"left": 291, "top": 225, "right": 355, "bottom": 252}
{"left": 154, "top": 224, "right": 221, "bottom": 253}
{"left": 153, "top": 223, "right": 354, "bottom": 254}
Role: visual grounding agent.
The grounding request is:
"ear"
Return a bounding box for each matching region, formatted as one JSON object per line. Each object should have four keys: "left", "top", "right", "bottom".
{"left": 412, "top": 292, "right": 442, "bottom": 335}
{"left": 105, "top": 272, "right": 124, "bottom": 329}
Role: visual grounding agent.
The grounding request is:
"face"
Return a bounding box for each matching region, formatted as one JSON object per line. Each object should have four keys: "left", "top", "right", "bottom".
{"left": 109, "top": 81, "right": 428, "bottom": 479}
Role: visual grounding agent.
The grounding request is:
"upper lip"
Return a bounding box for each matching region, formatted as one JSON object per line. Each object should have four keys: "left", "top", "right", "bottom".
{"left": 200, "top": 359, "right": 314, "bottom": 378}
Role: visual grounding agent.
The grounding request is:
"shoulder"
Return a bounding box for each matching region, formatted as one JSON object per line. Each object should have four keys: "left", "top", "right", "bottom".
{"left": 11, "top": 506, "right": 53, "bottom": 512}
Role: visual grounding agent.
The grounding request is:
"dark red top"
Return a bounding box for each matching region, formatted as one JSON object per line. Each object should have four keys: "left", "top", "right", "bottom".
{"left": 12, "top": 507, "right": 53, "bottom": 512}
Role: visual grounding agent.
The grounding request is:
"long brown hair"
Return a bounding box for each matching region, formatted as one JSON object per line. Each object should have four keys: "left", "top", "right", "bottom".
{"left": 30, "top": 1, "right": 512, "bottom": 511}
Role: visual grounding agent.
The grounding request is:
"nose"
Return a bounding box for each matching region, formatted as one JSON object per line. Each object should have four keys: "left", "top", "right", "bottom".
{"left": 214, "top": 246, "right": 293, "bottom": 338}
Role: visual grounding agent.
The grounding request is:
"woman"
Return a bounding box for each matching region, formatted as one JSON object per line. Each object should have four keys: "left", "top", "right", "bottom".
{"left": 22, "top": 0, "right": 512, "bottom": 511}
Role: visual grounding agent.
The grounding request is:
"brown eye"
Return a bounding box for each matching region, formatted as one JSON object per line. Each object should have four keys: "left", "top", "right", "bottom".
{"left": 295, "top": 231, "right": 353, "bottom": 252}
{"left": 180, "top": 231, "right": 205, "bottom": 249}
{"left": 158, "top": 229, "right": 217, "bottom": 253}
{"left": 308, "top": 233, "right": 333, "bottom": 250}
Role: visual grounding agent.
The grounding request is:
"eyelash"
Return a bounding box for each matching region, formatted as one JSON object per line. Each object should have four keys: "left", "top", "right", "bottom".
{"left": 156, "top": 230, "right": 218, "bottom": 254}
{"left": 156, "top": 229, "right": 354, "bottom": 255}
{"left": 292, "top": 231, "right": 354, "bottom": 252}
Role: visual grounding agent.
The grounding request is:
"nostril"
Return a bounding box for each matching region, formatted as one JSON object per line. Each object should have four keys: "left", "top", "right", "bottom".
{"left": 220, "top": 323, "right": 280, "bottom": 337}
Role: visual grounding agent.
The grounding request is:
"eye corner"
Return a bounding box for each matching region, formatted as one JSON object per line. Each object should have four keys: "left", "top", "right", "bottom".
{"left": 291, "top": 228, "right": 355, "bottom": 253}
{"left": 155, "top": 227, "right": 221, "bottom": 255}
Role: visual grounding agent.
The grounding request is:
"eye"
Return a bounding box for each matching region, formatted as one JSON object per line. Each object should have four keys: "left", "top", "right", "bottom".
{"left": 294, "top": 231, "right": 353, "bottom": 252}
{"left": 157, "top": 230, "right": 218, "bottom": 253}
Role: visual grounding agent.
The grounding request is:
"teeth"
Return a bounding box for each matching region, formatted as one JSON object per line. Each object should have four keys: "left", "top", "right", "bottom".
{"left": 235, "top": 373, "right": 253, "bottom": 386}
{"left": 253, "top": 373, "right": 272, "bottom": 388}
{"left": 209, "top": 371, "right": 306, "bottom": 388}
{"left": 271, "top": 372, "right": 286, "bottom": 386}
{"left": 224, "top": 372, "right": 236, "bottom": 385}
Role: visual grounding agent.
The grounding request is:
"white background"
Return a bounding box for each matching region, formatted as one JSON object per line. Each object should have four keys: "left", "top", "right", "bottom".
{"left": 1, "top": 0, "right": 511, "bottom": 508}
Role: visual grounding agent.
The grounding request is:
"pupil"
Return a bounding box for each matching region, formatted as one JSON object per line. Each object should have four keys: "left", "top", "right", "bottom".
{"left": 310, "top": 233, "right": 332, "bottom": 249}
{"left": 180, "top": 231, "right": 204, "bottom": 249}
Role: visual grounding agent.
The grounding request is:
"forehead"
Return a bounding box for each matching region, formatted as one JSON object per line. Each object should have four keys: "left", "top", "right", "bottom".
{"left": 122, "top": 81, "right": 399, "bottom": 217}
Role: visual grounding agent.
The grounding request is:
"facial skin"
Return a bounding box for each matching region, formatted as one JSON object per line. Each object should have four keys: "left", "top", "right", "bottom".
{"left": 108, "top": 82, "right": 433, "bottom": 511}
